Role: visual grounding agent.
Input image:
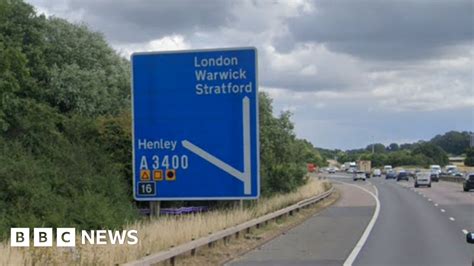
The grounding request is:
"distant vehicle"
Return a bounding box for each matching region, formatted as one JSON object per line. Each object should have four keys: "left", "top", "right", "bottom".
{"left": 463, "top": 173, "right": 474, "bottom": 192}
{"left": 450, "top": 171, "right": 464, "bottom": 178}
{"left": 444, "top": 165, "right": 457, "bottom": 174}
{"left": 373, "top": 169, "right": 382, "bottom": 177}
{"left": 397, "top": 171, "right": 409, "bottom": 181}
{"left": 383, "top": 165, "right": 393, "bottom": 174}
{"left": 466, "top": 231, "right": 474, "bottom": 243}
{"left": 429, "top": 165, "right": 441, "bottom": 175}
{"left": 328, "top": 167, "right": 336, "bottom": 174}
{"left": 386, "top": 171, "right": 397, "bottom": 179}
{"left": 415, "top": 172, "right": 431, "bottom": 188}
{"left": 357, "top": 160, "right": 371, "bottom": 178}
{"left": 430, "top": 173, "right": 439, "bottom": 182}
{"left": 353, "top": 171, "right": 366, "bottom": 181}
{"left": 343, "top": 162, "right": 356, "bottom": 172}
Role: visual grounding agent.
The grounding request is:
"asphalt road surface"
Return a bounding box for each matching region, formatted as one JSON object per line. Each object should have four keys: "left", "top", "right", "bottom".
{"left": 229, "top": 175, "right": 376, "bottom": 266}
{"left": 229, "top": 174, "right": 473, "bottom": 266}
{"left": 355, "top": 177, "right": 472, "bottom": 266}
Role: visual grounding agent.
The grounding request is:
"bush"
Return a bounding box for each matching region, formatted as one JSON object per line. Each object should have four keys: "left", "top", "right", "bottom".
{"left": 465, "top": 148, "right": 474, "bottom": 166}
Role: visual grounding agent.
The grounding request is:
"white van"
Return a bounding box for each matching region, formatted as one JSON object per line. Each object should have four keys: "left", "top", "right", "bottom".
{"left": 430, "top": 165, "right": 441, "bottom": 174}
{"left": 383, "top": 165, "right": 392, "bottom": 174}
{"left": 373, "top": 169, "right": 382, "bottom": 177}
{"left": 415, "top": 172, "right": 432, "bottom": 188}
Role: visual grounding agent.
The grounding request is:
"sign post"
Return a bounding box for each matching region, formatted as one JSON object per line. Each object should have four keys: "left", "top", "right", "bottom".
{"left": 131, "top": 47, "right": 259, "bottom": 201}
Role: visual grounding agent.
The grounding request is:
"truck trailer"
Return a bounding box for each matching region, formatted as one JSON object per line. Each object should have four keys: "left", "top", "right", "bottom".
{"left": 357, "top": 160, "right": 372, "bottom": 178}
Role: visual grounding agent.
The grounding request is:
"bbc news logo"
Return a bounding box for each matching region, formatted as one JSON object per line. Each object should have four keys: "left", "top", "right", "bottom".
{"left": 10, "top": 228, "right": 138, "bottom": 247}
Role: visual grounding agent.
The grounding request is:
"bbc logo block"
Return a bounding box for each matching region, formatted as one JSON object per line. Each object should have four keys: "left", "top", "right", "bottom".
{"left": 11, "top": 228, "right": 75, "bottom": 247}
{"left": 10, "top": 228, "right": 138, "bottom": 247}
{"left": 10, "top": 228, "right": 29, "bottom": 247}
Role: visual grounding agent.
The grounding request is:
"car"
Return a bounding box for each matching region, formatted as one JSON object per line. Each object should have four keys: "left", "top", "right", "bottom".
{"left": 415, "top": 172, "right": 431, "bottom": 188}
{"left": 397, "top": 171, "right": 409, "bottom": 181}
{"left": 328, "top": 168, "right": 336, "bottom": 174}
{"left": 353, "top": 171, "right": 366, "bottom": 181}
{"left": 451, "top": 171, "right": 464, "bottom": 178}
{"left": 373, "top": 169, "right": 381, "bottom": 177}
{"left": 430, "top": 173, "right": 439, "bottom": 182}
{"left": 386, "top": 171, "right": 397, "bottom": 179}
{"left": 444, "top": 165, "right": 457, "bottom": 174}
{"left": 463, "top": 173, "right": 474, "bottom": 192}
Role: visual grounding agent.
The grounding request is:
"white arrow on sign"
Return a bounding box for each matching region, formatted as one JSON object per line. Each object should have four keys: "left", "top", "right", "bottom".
{"left": 182, "top": 96, "right": 251, "bottom": 195}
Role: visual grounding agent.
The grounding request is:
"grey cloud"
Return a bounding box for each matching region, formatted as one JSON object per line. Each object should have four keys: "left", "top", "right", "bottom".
{"left": 285, "top": 0, "right": 474, "bottom": 61}
{"left": 37, "top": 0, "right": 235, "bottom": 43}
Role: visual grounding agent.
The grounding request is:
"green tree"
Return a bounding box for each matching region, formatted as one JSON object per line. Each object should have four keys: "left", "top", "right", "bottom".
{"left": 0, "top": 0, "right": 136, "bottom": 239}
{"left": 366, "top": 143, "right": 386, "bottom": 153}
{"left": 388, "top": 143, "right": 399, "bottom": 152}
{"left": 258, "top": 92, "right": 325, "bottom": 195}
{"left": 430, "top": 131, "right": 471, "bottom": 155}
{"left": 412, "top": 143, "right": 449, "bottom": 166}
{"left": 464, "top": 148, "right": 474, "bottom": 166}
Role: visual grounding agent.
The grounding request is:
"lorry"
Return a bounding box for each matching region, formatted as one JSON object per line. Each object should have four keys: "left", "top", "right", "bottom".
{"left": 343, "top": 162, "right": 356, "bottom": 172}
{"left": 357, "top": 160, "right": 372, "bottom": 178}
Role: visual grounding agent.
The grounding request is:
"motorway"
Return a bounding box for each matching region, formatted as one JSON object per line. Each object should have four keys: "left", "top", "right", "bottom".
{"left": 229, "top": 173, "right": 473, "bottom": 266}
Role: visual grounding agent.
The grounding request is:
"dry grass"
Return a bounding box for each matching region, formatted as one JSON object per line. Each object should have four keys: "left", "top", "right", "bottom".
{"left": 0, "top": 178, "right": 329, "bottom": 266}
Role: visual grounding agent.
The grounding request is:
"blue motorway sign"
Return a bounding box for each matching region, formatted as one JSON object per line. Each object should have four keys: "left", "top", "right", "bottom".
{"left": 131, "top": 47, "right": 259, "bottom": 200}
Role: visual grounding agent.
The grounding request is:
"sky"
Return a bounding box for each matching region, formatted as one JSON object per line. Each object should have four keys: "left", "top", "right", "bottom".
{"left": 26, "top": 0, "right": 474, "bottom": 150}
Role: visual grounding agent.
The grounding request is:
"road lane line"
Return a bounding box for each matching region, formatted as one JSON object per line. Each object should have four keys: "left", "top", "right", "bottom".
{"left": 428, "top": 198, "right": 432, "bottom": 201}
{"left": 441, "top": 209, "right": 446, "bottom": 213}
{"left": 434, "top": 203, "right": 439, "bottom": 207}
{"left": 333, "top": 180, "right": 380, "bottom": 266}
{"left": 463, "top": 229, "right": 468, "bottom": 235}
{"left": 374, "top": 183, "right": 379, "bottom": 197}
{"left": 449, "top": 217, "right": 455, "bottom": 221}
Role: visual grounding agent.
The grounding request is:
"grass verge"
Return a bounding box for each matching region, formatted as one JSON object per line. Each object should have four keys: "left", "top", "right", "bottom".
{"left": 0, "top": 178, "right": 331, "bottom": 265}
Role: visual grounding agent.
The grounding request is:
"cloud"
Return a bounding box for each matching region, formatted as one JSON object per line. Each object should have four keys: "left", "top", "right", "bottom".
{"left": 114, "top": 35, "right": 190, "bottom": 57}
{"left": 259, "top": 43, "right": 368, "bottom": 91}
{"left": 25, "top": 0, "right": 474, "bottom": 149}
{"left": 285, "top": 0, "right": 474, "bottom": 61}
{"left": 29, "top": 0, "right": 235, "bottom": 43}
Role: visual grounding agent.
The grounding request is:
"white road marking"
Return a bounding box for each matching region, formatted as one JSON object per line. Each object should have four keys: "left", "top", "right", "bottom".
{"left": 335, "top": 180, "right": 380, "bottom": 266}
{"left": 463, "top": 229, "right": 469, "bottom": 235}
{"left": 434, "top": 203, "right": 439, "bottom": 207}
{"left": 449, "top": 217, "right": 455, "bottom": 221}
{"left": 441, "top": 209, "right": 446, "bottom": 213}
{"left": 428, "top": 198, "right": 432, "bottom": 201}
